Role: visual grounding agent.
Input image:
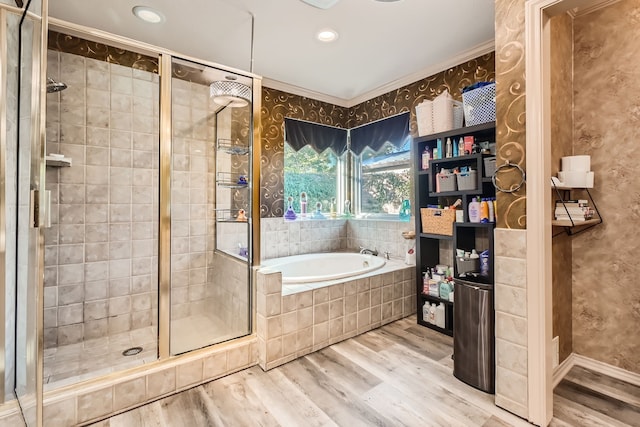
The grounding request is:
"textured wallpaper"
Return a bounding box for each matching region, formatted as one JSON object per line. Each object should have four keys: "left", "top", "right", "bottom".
{"left": 550, "top": 13, "right": 574, "bottom": 363}
{"left": 260, "top": 53, "right": 495, "bottom": 218}
{"left": 495, "top": 0, "right": 527, "bottom": 230}
{"left": 572, "top": 0, "right": 640, "bottom": 374}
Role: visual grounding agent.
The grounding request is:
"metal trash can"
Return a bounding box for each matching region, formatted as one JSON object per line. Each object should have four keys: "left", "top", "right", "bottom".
{"left": 453, "top": 277, "right": 495, "bottom": 393}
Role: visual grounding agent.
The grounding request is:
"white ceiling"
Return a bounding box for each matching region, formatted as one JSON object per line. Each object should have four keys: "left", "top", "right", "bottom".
{"left": 48, "top": 0, "right": 496, "bottom": 107}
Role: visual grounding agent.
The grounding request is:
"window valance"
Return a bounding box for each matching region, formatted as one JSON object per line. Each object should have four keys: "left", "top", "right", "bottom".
{"left": 284, "top": 118, "right": 348, "bottom": 154}
{"left": 349, "top": 112, "right": 410, "bottom": 156}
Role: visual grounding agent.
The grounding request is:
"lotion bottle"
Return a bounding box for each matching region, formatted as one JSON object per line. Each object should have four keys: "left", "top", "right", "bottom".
{"left": 445, "top": 138, "right": 453, "bottom": 158}
{"left": 480, "top": 198, "right": 489, "bottom": 223}
{"left": 421, "top": 146, "right": 430, "bottom": 170}
{"left": 468, "top": 197, "right": 481, "bottom": 223}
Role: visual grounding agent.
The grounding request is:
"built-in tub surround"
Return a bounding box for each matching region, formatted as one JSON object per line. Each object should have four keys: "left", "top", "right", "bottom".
{"left": 256, "top": 256, "right": 415, "bottom": 371}
{"left": 260, "top": 217, "right": 416, "bottom": 261}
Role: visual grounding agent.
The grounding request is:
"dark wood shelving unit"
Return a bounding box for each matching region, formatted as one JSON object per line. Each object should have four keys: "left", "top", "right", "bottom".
{"left": 413, "top": 122, "right": 496, "bottom": 336}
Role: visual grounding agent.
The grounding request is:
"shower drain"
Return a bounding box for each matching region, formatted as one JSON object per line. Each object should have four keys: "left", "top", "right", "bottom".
{"left": 122, "top": 346, "right": 143, "bottom": 356}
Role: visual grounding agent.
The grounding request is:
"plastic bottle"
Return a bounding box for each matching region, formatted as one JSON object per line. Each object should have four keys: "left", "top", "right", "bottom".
{"left": 458, "top": 137, "right": 465, "bottom": 156}
{"left": 468, "top": 197, "right": 481, "bottom": 223}
{"left": 445, "top": 138, "right": 452, "bottom": 158}
{"left": 493, "top": 198, "right": 497, "bottom": 223}
{"left": 435, "top": 304, "right": 445, "bottom": 328}
{"left": 421, "top": 146, "right": 430, "bottom": 170}
{"left": 330, "top": 198, "right": 337, "bottom": 219}
{"left": 480, "top": 249, "right": 490, "bottom": 276}
{"left": 488, "top": 197, "right": 495, "bottom": 222}
{"left": 435, "top": 169, "right": 441, "bottom": 193}
{"left": 436, "top": 139, "right": 443, "bottom": 159}
{"left": 480, "top": 198, "right": 489, "bottom": 223}
{"left": 428, "top": 303, "right": 437, "bottom": 324}
{"left": 423, "top": 302, "right": 430, "bottom": 321}
{"left": 452, "top": 138, "right": 459, "bottom": 157}
{"left": 399, "top": 199, "right": 411, "bottom": 222}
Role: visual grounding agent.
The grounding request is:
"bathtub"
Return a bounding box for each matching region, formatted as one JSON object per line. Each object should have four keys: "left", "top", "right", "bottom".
{"left": 260, "top": 252, "right": 386, "bottom": 284}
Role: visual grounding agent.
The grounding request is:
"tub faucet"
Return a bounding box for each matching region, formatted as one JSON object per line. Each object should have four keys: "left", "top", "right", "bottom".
{"left": 359, "top": 246, "right": 378, "bottom": 256}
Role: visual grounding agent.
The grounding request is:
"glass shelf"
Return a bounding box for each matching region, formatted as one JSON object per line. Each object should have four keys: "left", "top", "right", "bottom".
{"left": 217, "top": 138, "right": 249, "bottom": 155}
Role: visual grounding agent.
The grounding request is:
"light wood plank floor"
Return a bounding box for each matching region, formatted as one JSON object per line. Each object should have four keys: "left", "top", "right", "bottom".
{"left": 88, "top": 316, "right": 639, "bottom": 427}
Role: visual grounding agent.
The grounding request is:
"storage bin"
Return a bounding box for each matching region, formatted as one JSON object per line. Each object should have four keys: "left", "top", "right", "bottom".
{"left": 462, "top": 83, "right": 496, "bottom": 126}
{"left": 456, "top": 170, "right": 478, "bottom": 191}
{"left": 421, "top": 208, "right": 456, "bottom": 236}
{"left": 415, "top": 90, "right": 464, "bottom": 136}
{"left": 432, "top": 94, "right": 464, "bottom": 133}
{"left": 437, "top": 171, "right": 457, "bottom": 192}
{"left": 483, "top": 156, "right": 496, "bottom": 177}
{"left": 415, "top": 101, "right": 434, "bottom": 136}
{"left": 456, "top": 257, "right": 480, "bottom": 275}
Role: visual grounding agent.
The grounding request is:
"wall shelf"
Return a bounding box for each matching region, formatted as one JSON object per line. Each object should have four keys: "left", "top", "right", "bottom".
{"left": 45, "top": 155, "right": 72, "bottom": 167}
{"left": 552, "top": 183, "right": 602, "bottom": 237}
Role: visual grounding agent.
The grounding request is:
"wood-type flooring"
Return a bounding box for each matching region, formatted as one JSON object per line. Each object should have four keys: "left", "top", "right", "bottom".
{"left": 89, "top": 316, "right": 639, "bottom": 427}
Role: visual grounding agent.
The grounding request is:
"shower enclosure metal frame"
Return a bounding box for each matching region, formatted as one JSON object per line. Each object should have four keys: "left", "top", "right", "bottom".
{"left": 8, "top": 13, "right": 262, "bottom": 425}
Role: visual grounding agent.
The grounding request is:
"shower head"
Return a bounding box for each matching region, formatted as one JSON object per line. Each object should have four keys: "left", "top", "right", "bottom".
{"left": 46, "top": 77, "right": 67, "bottom": 93}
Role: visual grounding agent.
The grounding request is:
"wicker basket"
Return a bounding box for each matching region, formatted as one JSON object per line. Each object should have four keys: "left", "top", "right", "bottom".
{"left": 462, "top": 83, "right": 496, "bottom": 126}
{"left": 456, "top": 170, "right": 478, "bottom": 191}
{"left": 421, "top": 208, "right": 456, "bottom": 236}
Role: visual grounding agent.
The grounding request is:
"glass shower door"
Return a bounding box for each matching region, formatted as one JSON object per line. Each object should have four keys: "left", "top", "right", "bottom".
{"left": 14, "top": 2, "right": 46, "bottom": 425}
{"left": 169, "top": 57, "right": 252, "bottom": 355}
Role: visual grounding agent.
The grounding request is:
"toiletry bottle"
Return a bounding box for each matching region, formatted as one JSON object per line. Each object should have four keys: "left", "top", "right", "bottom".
{"left": 330, "top": 198, "right": 337, "bottom": 219}
{"left": 436, "top": 139, "right": 443, "bottom": 159}
{"left": 445, "top": 137, "right": 452, "bottom": 158}
{"left": 493, "top": 198, "right": 497, "bottom": 223}
{"left": 435, "top": 169, "right": 441, "bottom": 193}
{"left": 488, "top": 197, "right": 495, "bottom": 222}
{"left": 432, "top": 147, "right": 439, "bottom": 160}
{"left": 452, "top": 138, "right": 459, "bottom": 157}
{"left": 429, "top": 303, "right": 437, "bottom": 324}
{"left": 480, "top": 198, "right": 489, "bottom": 223}
{"left": 421, "top": 146, "right": 430, "bottom": 170}
{"left": 399, "top": 199, "right": 411, "bottom": 222}
{"left": 458, "top": 137, "right": 465, "bottom": 157}
{"left": 300, "top": 192, "right": 307, "bottom": 217}
{"left": 435, "top": 304, "right": 445, "bottom": 328}
{"left": 284, "top": 196, "right": 297, "bottom": 220}
{"left": 423, "top": 302, "right": 430, "bottom": 320}
{"left": 480, "top": 249, "right": 490, "bottom": 276}
{"left": 468, "top": 197, "right": 481, "bottom": 223}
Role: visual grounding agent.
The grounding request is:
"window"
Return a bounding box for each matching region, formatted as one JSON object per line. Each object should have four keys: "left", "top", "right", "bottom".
{"left": 282, "top": 114, "right": 411, "bottom": 220}
{"left": 358, "top": 138, "right": 411, "bottom": 216}
{"left": 283, "top": 143, "right": 338, "bottom": 213}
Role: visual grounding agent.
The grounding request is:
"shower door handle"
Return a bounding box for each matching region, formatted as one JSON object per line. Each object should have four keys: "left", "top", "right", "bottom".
{"left": 43, "top": 190, "right": 52, "bottom": 228}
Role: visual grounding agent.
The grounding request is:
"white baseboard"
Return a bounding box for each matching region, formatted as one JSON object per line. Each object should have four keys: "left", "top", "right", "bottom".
{"left": 552, "top": 352, "right": 640, "bottom": 388}
{"left": 552, "top": 353, "right": 576, "bottom": 388}
{"left": 572, "top": 354, "right": 640, "bottom": 387}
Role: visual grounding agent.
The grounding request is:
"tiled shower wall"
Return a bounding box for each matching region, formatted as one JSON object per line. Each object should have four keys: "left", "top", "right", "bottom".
{"left": 43, "top": 51, "right": 159, "bottom": 348}
{"left": 169, "top": 77, "right": 218, "bottom": 320}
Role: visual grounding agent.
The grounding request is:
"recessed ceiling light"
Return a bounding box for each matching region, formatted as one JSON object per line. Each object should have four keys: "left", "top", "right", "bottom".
{"left": 316, "top": 28, "right": 339, "bottom": 43}
{"left": 132, "top": 6, "right": 165, "bottom": 24}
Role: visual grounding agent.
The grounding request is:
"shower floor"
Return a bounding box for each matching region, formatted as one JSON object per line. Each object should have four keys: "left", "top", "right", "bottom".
{"left": 44, "top": 325, "right": 158, "bottom": 391}
{"left": 43, "top": 314, "right": 246, "bottom": 390}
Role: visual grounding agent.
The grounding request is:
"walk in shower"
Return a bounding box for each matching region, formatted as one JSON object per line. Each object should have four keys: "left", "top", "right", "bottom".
{"left": 40, "top": 33, "right": 255, "bottom": 389}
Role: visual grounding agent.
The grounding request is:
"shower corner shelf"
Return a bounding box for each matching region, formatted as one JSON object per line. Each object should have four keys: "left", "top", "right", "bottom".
{"left": 215, "top": 208, "right": 250, "bottom": 223}
{"left": 217, "top": 138, "right": 249, "bottom": 155}
{"left": 216, "top": 172, "right": 249, "bottom": 189}
{"left": 45, "top": 155, "right": 72, "bottom": 167}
